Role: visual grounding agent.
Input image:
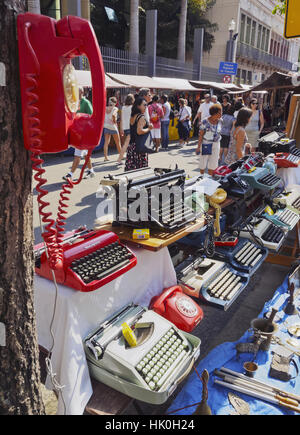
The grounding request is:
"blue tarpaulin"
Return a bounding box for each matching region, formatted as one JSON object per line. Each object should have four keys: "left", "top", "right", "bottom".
{"left": 167, "top": 276, "right": 300, "bottom": 415}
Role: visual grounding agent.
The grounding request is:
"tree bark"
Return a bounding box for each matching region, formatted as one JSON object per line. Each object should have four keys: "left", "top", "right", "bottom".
{"left": 0, "top": 0, "right": 45, "bottom": 415}
{"left": 177, "top": 0, "right": 188, "bottom": 62}
{"left": 129, "top": 0, "right": 139, "bottom": 54}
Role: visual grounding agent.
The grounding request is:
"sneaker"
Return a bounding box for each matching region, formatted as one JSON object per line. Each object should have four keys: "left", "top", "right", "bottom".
{"left": 63, "top": 173, "right": 72, "bottom": 181}
{"left": 85, "top": 170, "right": 95, "bottom": 179}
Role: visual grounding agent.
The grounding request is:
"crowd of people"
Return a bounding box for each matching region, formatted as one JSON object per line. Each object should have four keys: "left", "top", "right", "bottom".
{"left": 64, "top": 88, "right": 267, "bottom": 180}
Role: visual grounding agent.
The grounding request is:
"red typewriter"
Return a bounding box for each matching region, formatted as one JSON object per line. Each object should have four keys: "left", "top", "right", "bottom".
{"left": 213, "top": 165, "right": 232, "bottom": 177}
{"left": 34, "top": 228, "right": 137, "bottom": 292}
{"left": 274, "top": 153, "right": 300, "bottom": 168}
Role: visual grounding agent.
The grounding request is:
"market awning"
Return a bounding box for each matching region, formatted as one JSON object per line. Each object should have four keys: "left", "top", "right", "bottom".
{"left": 75, "top": 70, "right": 129, "bottom": 89}
{"left": 106, "top": 73, "right": 166, "bottom": 89}
{"left": 250, "top": 72, "right": 295, "bottom": 92}
{"left": 189, "top": 80, "right": 242, "bottom": 92}
{"left": 151, "top": 76, "right": 204, "bottom": 91}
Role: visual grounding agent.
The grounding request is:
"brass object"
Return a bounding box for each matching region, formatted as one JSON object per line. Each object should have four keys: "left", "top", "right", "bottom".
{"left": 243, "top": 361, "right": 258, "bottom": 378}
{"left": 193, "top": 369, "right": 212, "bottom": 415}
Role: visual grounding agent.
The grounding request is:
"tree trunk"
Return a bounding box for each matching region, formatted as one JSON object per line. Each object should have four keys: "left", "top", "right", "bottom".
{"left": 177, "top": 0, "right": 188, "bottom": 62}
{"left": 129, "top": 0, "right": 139, "bottom": 54}
{"left": 0, "top": 0, "right": 45, "bottom": 415}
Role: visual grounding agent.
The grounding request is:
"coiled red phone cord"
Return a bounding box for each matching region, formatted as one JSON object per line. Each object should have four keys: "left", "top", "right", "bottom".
{"left": 26, "top": 72, "right": 91, "bottom": 271}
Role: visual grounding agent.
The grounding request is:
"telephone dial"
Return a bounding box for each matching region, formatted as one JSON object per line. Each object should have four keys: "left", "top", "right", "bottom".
{"left": 17, "top": 14, "right": 114, "bottom": 290}
{"left": 17, "top": 13, "right": 106, "bottom": 153}
{"left": 150, "top": 286, "right": 204, "bottom": 333}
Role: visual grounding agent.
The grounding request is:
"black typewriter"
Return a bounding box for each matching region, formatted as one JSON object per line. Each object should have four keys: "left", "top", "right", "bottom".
{"left": 258, "top": 131, "right": 300, "bottom": 157}
{"left": 100, "top": 167, "right": 200, "bottom": 232}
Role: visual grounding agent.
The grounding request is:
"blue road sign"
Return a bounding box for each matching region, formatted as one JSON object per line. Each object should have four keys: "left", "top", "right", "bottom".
{"left": 218, "top": 62, "right": 238, "bottom": 76}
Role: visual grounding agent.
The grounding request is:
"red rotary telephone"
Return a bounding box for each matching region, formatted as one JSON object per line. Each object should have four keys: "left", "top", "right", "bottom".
{"left": 17, "top": 13, "right": 107, "bottom": 281}
{"left": 150, "top": 286, "right": 204, "bottom": 333}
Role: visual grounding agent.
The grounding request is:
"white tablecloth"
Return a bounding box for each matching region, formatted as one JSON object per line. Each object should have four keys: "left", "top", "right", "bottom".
{"left": 34, "top": 246, "right": 176, "bottom": 415}
{"left": 277, "top": 166, "right": 300, "bottom": 187}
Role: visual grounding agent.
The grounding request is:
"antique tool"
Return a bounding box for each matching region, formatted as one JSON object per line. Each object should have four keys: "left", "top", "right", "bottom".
{"left": 284, "top": 282, "right": 298, "bottom": 316}
{"left": 214, "top": 370, "right": 300, "bottom": 413}
{"left": 217, "top": 367, "right": 300, "bottom": 404}
{"left": 193, "top": 369, "right": 212, "bottom": 415}
{"left": 250, "top": 312, "right": 277, "bottom": 352}
{"left": 228, "top": 392, "right": 250, "bottom": 415}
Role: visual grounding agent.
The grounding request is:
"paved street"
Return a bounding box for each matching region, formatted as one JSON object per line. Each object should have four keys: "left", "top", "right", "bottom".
{"left": 34, "top": 141, "right": 289, "bottom": 415}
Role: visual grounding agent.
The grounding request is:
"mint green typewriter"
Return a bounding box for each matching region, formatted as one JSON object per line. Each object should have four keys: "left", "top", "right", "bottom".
{"left": 84, "top": 304, "right": 201, "bottom": 404}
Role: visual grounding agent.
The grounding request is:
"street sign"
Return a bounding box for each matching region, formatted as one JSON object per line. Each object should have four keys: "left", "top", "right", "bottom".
{"left": 218, "top": 61, "right": 238, "bottom": 76}
{"left": 284, "top": 0, "right": 300, "bottom": 39}
{"left": 223, "top": 75, "right": 231, "bottom": 84}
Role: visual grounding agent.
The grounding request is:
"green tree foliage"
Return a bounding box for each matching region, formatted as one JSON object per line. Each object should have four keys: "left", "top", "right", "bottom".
{"left": 140, "top": 0, "right": 217, "bottom": 57}
{"left": 272, "top": 0, "right": 286, "bottom": 15}
{"left": 90, "top": 0, "right": 217, "bottom": 55}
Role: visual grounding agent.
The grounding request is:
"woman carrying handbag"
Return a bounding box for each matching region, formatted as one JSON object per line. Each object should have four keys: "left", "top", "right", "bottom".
{"left": 125, "top": 97, "right": 155, "bottom": 172}
{"left": 196, "top": 104, "right": 223, "bottom": 176}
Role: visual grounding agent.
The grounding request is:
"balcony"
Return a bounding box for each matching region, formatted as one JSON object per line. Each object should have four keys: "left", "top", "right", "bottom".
{"left": 236, "top": 42, "right": 294, "bottom": 72}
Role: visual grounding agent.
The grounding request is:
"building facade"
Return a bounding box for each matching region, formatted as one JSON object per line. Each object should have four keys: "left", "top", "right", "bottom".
{"left": 202, "top": 0, "right": 300, "bottom": 85}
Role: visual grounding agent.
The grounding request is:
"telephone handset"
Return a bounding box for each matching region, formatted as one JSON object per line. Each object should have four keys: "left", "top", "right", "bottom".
{"left": 17, "top": 13, "right": 106, "bottom": 153}
{"left": 17, "top": 13, "right": 106, "bottom": 276}
{"left": 150, "top": 286, "right": 203, "bottom": 333}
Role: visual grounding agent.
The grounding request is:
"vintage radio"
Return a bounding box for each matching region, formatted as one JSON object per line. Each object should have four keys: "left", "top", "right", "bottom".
{"left": 83, "top": 304, "right": 201, "bottom": 404}
{"left": 175, "top": 256, "right": 249, "bottom": 311}
{"left": 100, "top": 167, "right": 199, "bottom": 231}
{"left": 213, "top": 238, "right": 268, "bottom": 276}
{"left": 274, "top": 153, "right": 300, "bottom": 168}
{"left": 239, "top": 167, "right": 281, "bottom": 191}
{"left": 239, "top": 214, "right": 285, "bottom": 252}
{"left": 34, "top": 228, "right": 137, "bottom": 292}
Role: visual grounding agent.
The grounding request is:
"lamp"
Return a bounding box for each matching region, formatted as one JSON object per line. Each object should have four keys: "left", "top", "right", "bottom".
{"left": 229, "top": 19, "right": 236, "bottom": 32}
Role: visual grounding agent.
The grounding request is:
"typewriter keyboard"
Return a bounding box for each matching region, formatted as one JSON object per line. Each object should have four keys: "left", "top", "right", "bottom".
{"left": 205, "top": 267, "right": 243, "bottom": 302}
{"left": 71, "top": 242, "right": 133, "bottom": 284}
{"left": 234, "top": 241, "right": 263, "bottom": 268}
{"left": 258, "top": 174, "right": 280, "bottom": 187}
{"left": 262, "top": 224, "right": 284, "bottom": 243}
{"left": 291, "top": 147, "right": 300, "bottom": 157}
{"left": 136, "top": 328, "right": 189, "bottom": 391}
{"left": 286, "top": 155, "right": 300, "bottom": 165}
{"left": 292, "top": 197, "right": 300, "bottom": 211}
{"left": 276, "top": 208, "right": 299, "bottom": 228}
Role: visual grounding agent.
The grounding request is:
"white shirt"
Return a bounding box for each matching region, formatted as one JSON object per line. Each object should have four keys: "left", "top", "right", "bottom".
{"left": 162, "top": 102, "right": 171, "bottom": 121}
{"left": 197, "top": 102, "right": 213, "bottom": 120}
{"left": 178, "top": 106, "right": 190, "bottom": 121}
{"left": 121, "top": 105, "right": 132, "bottom": 131}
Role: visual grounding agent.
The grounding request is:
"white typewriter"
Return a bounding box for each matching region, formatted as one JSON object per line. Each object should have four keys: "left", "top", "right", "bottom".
{"left": 84, "top": 304, "right": 201, "bottom": 404}
{"left": 239, "top": 215, "right": 285, "bottom": 252}
{"left": 176, "top": 257, "right": 249, "bottom": 311}
{"left": 275, "top": 185, "right": 300, "bottom": 214}
{"left": 267, "top": 207, "right": 299, "bottom": 232}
